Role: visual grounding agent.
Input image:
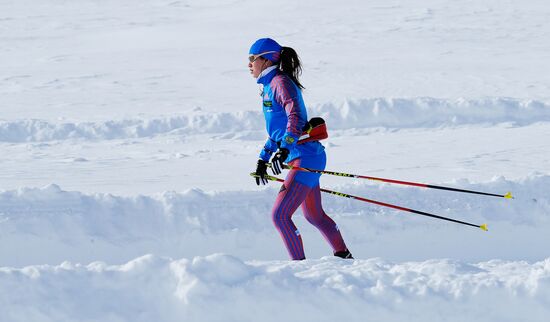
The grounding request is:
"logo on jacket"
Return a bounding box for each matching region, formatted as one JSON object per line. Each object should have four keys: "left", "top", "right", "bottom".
{"left": 263, "top": 100, "right": 273, "bottom": 107}
{"left": 285, "top": 136, "right": 295, "bottom": 144}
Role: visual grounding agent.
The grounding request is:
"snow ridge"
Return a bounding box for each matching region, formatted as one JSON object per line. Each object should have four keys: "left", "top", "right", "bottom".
{"left": 1, "top": 175, "right": 549, "bottom": 266}
{"left": 1, "top": 254, "right": 549, "bottom": 322}
{"left": 1, "top": 175, "right": 547, "bottom": 238}
{"left": 2, "top": 97, "right": 549, "bottom": 142}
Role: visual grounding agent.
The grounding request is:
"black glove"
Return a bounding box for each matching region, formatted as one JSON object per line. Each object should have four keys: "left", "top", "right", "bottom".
{"left": 270, "top": 148, "right": 289, "bottom": 175}
{"left": 254, "top": 159, "right": 269, "bottom": 185}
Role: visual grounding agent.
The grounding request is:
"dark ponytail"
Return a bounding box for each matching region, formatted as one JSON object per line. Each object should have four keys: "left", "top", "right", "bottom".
{"left": 279, "top": 46, "right": 305, "bottom": 90}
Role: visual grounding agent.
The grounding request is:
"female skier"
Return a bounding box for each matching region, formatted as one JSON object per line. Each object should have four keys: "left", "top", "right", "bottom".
{"left": 249, "top": 38, "right": 353, "bottom": 260}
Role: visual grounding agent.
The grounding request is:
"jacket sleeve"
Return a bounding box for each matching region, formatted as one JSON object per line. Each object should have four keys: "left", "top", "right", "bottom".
{"left": 271, "top": 76, "right": 303, "bottom": 151}
{"left": 259, "top": 137, "right": 278, "bottom": 161}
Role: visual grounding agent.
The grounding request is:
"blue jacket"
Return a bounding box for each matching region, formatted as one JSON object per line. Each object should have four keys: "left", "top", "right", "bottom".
{"left": 257, "top": 67, "right": 324, "bottom": 163}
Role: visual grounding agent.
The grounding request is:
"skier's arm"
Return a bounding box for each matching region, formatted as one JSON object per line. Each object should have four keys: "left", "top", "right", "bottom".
{"left": 271, "top": 77, "right": 302, "bottom": 151}
{"left": 259, "top": 137, "right": 278, "bottom": 162}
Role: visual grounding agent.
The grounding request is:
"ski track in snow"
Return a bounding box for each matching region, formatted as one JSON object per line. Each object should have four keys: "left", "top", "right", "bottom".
{"left": 2, "top": 112, "right": 548, "bottom": 273}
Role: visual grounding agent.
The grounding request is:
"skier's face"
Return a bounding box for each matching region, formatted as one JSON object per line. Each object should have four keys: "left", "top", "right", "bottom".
{"left": 248, "top": 55, "right": 272, "bottom": 78}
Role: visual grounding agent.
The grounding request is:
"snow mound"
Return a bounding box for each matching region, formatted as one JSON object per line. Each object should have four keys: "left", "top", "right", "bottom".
{"left": 1, "top": 254, "right": 549, "bottom": 322}
{"left": 1, "top": 175, "right": 549, "bottom": 266}
{"left": 1, "top": 97, "right": 549, "bottom": 142}
{"left": 0, "top": 110, "right": 261, "bottom": 143}
{"left": 316, "top": 97, "right": 550, "bottom": 129}
{"left": 1, "top": 175, "right": 548, "bottom": 239}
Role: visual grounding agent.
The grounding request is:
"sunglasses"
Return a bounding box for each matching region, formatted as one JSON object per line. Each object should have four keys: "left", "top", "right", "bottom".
{"left": 248, "top": 51, "right": 278, "bottom": 63}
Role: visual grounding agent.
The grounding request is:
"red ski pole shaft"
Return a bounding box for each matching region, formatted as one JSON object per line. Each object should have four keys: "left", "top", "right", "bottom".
{"left": 250, "top": 173, "right": 488, "bottom": 231}
{"left": 281, "top": 164, "right": 512, "bottom": 199}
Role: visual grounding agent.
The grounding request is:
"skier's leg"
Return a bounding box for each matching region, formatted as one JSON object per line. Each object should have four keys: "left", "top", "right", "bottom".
{"left": 301, "top": 185, "right": 350, "bottom": 254}
{"left": 271, "top": 165, "right": 311, "bottom": 260}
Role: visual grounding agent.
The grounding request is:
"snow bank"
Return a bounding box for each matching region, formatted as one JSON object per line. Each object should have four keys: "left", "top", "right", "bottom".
{"left": 1, "top": 175, "right": 549, "bottom": 266}
{"left": 0, "top": 110, "right": 261, "bottom": 143}
{"left": 1, "top": 254, "right": 549, "bottom": 322}
{"left": 1, "top": 97, "right": 549, "bottom": 142}
{"left": 317, "top": 97, "right": 550, "bottom": 129}
{"left": 1, "top": 175, "right": 547, "bottom": 236}
{"left": 0, "top": 176, "right": 550, "bottom": 241}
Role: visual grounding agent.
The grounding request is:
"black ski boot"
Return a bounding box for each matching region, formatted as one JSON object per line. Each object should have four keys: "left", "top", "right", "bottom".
{"left": 334, "top": 249, "right": 354, "bottom": 259}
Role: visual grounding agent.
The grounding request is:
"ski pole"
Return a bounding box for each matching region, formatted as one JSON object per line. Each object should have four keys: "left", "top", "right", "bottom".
{"left": 250, "top": 173, "right": 488, "bottom": 231}
{"left": 278, "top": 164, "right": 512, "bottom": 199}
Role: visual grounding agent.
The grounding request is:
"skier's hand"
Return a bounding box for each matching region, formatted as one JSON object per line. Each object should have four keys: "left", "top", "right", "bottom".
{"left": 270, "top": 148, "right": 289, "bottom": 175}
{"left": 255, "top": 159, "right": 269, "bottom": 185}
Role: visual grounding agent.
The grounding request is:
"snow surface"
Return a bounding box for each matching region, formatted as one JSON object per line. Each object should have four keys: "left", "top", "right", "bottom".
{"left": 2, "top": 254, "right": 550, "bottom": 322}
{"left": 2, "top": 0, "right": 550, "bottom": 321}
